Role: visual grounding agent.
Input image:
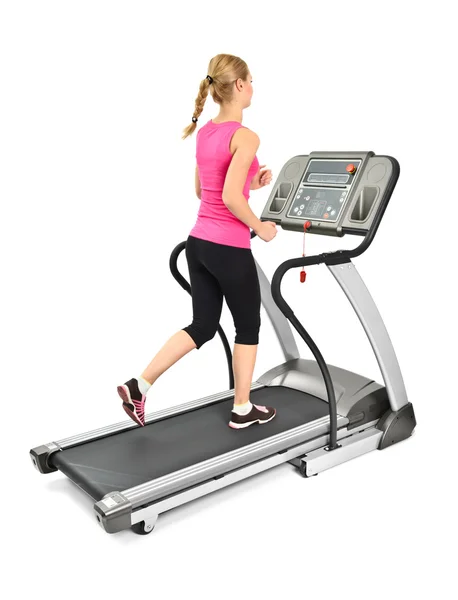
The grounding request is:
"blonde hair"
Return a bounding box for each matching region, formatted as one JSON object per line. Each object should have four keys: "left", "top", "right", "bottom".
{"left": 182, "top": 53, "right": 250, "bottom": 140}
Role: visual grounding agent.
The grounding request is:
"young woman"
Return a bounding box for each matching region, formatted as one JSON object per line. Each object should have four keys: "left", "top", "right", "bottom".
{"left": 117, "top": 53, "right": 278, "bottom": 429}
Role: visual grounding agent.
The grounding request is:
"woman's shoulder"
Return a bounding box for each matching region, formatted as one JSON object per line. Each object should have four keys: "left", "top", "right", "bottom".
{"left": 232, "top": 125, "right": 260, "bottom": 147}
{"left": 229, "top": 126, "right": 259, "bottom": 157}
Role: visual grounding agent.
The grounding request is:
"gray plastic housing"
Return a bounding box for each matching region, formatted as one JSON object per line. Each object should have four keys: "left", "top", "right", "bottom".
{"left": 94, "top": 493, "right": 132, "bottom": 534}
{"left": 260, "top": 151, "right": 394, "bottom": 237}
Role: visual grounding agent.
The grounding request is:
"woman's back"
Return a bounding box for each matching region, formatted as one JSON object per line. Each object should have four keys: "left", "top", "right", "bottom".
{"left": 190, "top": 119, "right": 259, "bottom": 248}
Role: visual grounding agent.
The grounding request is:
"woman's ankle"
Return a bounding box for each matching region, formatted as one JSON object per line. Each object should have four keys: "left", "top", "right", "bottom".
{"left": 233, "top": 400, "right": 252, "bottom": 415}
{"left": 138, "top": 376, "right": 152, "bottom": 395}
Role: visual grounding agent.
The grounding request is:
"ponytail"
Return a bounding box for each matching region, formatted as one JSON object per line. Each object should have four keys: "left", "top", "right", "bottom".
{"left": 181, "top": 76, "right": 212, "bottom": 140}
{"left": 182, "top": 54, "right": 249, "bottom": 140}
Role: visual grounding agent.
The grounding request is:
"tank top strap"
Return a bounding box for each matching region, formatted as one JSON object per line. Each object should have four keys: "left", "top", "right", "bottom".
{"left": 222, "top": 122, "right": 246, "bottom": 156}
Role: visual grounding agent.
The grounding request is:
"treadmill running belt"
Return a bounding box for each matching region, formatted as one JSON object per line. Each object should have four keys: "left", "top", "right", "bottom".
{"left": 51, "top": 386, "right": 329, "bottom": 500}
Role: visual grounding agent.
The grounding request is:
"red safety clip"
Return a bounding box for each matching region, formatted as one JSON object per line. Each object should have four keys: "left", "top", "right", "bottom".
{"left": 300, "top": 221, "right": 312, "bottom": 282}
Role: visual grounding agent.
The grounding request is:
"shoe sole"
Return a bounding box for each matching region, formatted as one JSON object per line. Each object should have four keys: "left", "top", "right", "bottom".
{"left": 228, "top": 410, "right": 276, "bottom": 430}
{"left": 117, "top": 385, "right": 145, "bottom": 427}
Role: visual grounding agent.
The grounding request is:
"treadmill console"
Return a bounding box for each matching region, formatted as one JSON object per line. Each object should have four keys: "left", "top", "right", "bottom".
{"left": 260, "top": 151, "right": 398, "bottom": 237}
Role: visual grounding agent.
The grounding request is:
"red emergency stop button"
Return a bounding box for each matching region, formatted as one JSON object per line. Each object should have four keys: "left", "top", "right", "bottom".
{"left": 346, "top": 163, "right": 356, "bottom": 174}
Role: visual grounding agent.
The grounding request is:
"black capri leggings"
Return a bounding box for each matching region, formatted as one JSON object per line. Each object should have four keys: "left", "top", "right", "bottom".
{"left": 182, "top": 235, "right": 261, "bottom": 349}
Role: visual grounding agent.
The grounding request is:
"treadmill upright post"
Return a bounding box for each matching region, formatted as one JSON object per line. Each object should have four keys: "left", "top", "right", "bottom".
{"left": 327, "top": 261, "right": 409, "bottom": 413}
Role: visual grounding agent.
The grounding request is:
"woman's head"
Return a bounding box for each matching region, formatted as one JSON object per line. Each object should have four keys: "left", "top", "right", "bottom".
{"left": 182, "top": 54, "right": 252, "bottom": 140}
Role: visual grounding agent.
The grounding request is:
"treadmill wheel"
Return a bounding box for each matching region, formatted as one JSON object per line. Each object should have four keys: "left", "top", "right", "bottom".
{"left": 131, "top": 521, "right": 155, "bottom": 535}
{"left": 299, "top": 462, "right": 318, "bottom": 478}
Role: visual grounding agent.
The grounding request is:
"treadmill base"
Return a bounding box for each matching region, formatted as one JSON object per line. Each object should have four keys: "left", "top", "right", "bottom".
{"left": 94, "top": 421, "right": 380, "bottom": 534}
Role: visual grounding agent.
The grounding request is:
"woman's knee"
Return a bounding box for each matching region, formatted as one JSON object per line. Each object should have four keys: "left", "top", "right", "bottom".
{"left": 234, "top": 332, "right": 259, "bottom": 345}
{"left": 182, "top": 323, "right": 218, "bottom": 349}
{"left": 234, "top": 314, "right": 261, "bottom": 345}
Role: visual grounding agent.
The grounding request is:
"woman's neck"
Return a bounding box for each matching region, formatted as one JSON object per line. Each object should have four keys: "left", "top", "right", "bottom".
{"left": 214, "top": 107, "right": 243, "bottom": 124}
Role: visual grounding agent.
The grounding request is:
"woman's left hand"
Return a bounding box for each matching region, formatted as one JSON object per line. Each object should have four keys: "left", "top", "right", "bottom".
{"left": 251, "top": 165, "right": 273, "bottom": 190}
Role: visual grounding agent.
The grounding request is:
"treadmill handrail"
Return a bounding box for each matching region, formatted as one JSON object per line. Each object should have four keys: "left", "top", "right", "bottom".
{"left": 250, "top": 229, "right": 338, "bottom": 450}
{"left": 270, "top": 259, "right": 340, "bottom": 451}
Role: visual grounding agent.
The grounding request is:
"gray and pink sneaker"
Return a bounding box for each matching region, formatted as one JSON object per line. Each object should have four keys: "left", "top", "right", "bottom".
{"left": 229, "top": 404, "right": 276, "bottom": 429}
{"left": 117, "top": 378, "right": 146, "bottom": 427}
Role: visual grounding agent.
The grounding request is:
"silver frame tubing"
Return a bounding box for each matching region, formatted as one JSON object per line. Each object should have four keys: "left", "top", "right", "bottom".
{"left": 327, "top": 261, "right": 408, "bottom": 412}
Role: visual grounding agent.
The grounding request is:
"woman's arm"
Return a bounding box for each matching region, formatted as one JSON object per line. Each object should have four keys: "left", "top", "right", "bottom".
{"left": 195, "top": 165, "right": 201, "bottom": 199}
{"left": 222, "top": 129, "right": 263, "bottom": 233}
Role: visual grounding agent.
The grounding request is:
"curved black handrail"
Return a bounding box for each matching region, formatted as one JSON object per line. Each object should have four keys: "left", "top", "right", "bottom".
{"left": 271, "top": 257, "right": 340, "bottom": 451}
{"left": 252, "top": 229, "right": 339, "bottom": 450}
{"left": 169, "top": 241, "right": 235, "bottom": 390}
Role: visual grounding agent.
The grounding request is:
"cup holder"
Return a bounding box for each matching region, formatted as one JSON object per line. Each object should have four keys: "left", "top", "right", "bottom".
{"left": 269, "top": 182, "right": 292, "bottom": 214}
{"left": 350, "top": 186, "right": 378, "bottom": 222}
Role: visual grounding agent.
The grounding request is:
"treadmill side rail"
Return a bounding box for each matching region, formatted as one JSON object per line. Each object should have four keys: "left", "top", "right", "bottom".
{"left": 120, "top": 415, "right": 348, "bottom": 510}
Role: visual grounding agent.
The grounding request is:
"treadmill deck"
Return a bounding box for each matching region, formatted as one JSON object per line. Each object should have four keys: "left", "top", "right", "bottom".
{"left": 51, "top": 386, "right": 329, "bottom": 500}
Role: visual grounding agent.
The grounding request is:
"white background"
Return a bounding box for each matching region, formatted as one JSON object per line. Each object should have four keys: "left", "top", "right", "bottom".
{"left": 1, "top": 0, "right": 457, "bottom": 598}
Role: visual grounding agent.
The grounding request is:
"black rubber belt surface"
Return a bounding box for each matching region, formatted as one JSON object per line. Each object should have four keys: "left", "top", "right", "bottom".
{"left": 51, "top": 386, "right": 329, "bottom": 500}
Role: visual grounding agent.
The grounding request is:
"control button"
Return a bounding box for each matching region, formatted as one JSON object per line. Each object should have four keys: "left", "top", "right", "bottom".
{"left": 300, "top": 204, "right": 305, "bottom": 209}
{"left": 294, "top": 207, "right": 298, "bottom": 212}
{"left": 331, "top": 210, "right": 336, "bottom": 216}
{"left": 341, "top": 191, "right": 347, "bottom": 197}
{"left": 296, "top": 195, "right": 301, "bottom": 199}
{"left": 297, "top": 210, "right": 302, "bottom": 216}
{"left": 327, "top": 206, "right": 332, "bottom": 211}
{"left": 324, "top": 212, "right": 329, "bottom": 218}
{"left": 346, "top": 164, "right": 356, "bottom": 174}
{"left": 306, "top": 196, "right": 310, "bottom": 200}
{"left": 339, "top": 197, "right": 344, "bottom": 203}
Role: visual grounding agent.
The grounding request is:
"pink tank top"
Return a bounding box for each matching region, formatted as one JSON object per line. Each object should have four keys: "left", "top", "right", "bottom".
{"left": 189, "top": 119, "right": 259, "bottom": 249}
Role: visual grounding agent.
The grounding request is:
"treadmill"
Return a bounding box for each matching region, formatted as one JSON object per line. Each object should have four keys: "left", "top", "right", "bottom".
{"left": 30, "top": 151, "right": 417, "bottom": 535}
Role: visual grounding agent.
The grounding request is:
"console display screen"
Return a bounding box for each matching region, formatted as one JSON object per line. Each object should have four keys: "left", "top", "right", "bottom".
{"left": 307, "top": 173, "right": 349, "bottom": 184}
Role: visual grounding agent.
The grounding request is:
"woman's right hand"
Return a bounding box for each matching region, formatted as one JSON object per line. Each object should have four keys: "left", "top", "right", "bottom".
{"left": 255, "top": 221, "right": 278, "bottom": 242}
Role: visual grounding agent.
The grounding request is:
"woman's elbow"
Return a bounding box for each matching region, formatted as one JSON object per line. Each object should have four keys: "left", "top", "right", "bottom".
{"left": 222, "top": 192, "right": 235, "bottom": 207}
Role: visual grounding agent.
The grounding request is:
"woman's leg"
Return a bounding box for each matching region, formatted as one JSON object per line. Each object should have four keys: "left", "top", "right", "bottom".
{"left": 232, "top": 343, "right": 258, "bottom": 405}
{"left": 118, "top": 237, "right": 224, "bottom": 426}
{"left": 140, "top": 330, "right": 197, "bottom": 385}
{"left": 204, "top": 243, "right": 275, "bottom": 427}
{"left": 225, "top": 258, "right": 261, "bottom": 405}
{"left": 140, "top": 236, "right": 223, "bottom": 385}
{"left": 202, "top": 243, "right": 262, "bottom": 405}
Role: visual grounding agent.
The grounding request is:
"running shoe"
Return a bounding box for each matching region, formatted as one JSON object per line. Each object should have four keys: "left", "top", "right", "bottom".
{"left": 117, "top": 378, "right": 146, "bottom": 427}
